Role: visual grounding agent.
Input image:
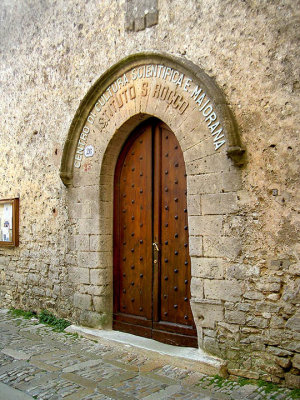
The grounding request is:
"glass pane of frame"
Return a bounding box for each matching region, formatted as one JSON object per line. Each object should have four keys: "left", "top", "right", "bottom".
{"left": 0, "top": 198, "right": 19, "bottom": 247}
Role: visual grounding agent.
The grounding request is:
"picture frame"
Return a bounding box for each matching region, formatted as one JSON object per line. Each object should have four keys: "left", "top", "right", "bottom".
{"left": 0, "top": 198, "right": 19, "bottom": 247}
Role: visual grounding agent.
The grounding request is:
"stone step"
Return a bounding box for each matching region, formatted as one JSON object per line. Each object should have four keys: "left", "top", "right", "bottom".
{"left": 65, "top": 325, "right": 228, "bottom": 377}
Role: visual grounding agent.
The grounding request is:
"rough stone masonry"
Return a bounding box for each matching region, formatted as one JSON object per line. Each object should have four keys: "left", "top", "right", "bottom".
{"left": 0, "top": 0, "right": 299, "bottom": 389}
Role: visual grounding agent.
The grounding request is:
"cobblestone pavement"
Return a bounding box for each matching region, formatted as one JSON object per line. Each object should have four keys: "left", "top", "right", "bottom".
{"left": 0, "top": 310, "right": 296, "bottom": 400}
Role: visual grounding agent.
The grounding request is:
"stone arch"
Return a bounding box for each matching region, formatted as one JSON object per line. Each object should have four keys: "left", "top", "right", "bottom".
{"left": 61, "top": 53, "right": 245, "bottom": 352}
{"left": 60, "top": 52, "right": 244, "bottom": 186}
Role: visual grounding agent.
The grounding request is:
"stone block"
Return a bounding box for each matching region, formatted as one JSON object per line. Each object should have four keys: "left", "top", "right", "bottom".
{"left": 285, "top": 373, "right": 300, "bottom": 389}
{"left": 90, "top": 268, "right": 112, "bottom": 286}
{"left": 256, "top": 282, "right": 281, "bottom": 292}
{"left": 134, "top": 16, "right": 145, "bottom": 31}
{"left": 218, "top": 322, "right": 239, "bottom": 334}
{"left": 275, "top": 357, "right": 291, "bottom": 369}
{"left": 78, "top": 186, "right": 100, "bottom": 204}
{"left": 270, "top": 316, "right": 285, "bottom": 328}
{"left": 187, "top": 194, "right": 201, "bottom": 215}
{"left": 189, "top": 236, "right": 203, "bottom": 256}
{"left": 145, "top": 10, "right": 158, "bottom": 27}
{"left": 225, "top": 310, "right": 246, "bottom": 324}
{"left": 292, "top": 353, "right": 300, "bottom": 369}
{"left": 73, "top": 172, "right": 100, "bottom": 188}
{"left": 203, "top": 236, "right": 242, "bottom": 259}
{"left": 99, "top": 252, "right": 112, "bottom": 268}
{"left": 187, "top": 152, "right": 230, "bottom": 175}
{"left": 89, "top": 235, "right": 112, "bottom": 252}
{"left": 99, "top": 185, "right": 112, "bottom": 202}
{"left": 267, "top": 258, "right": 293, "bottom": 271}
{"left": 69, "top": 267, "right": 90, "bottom": 284}
{"left": 286, "top": 313, "right": 300, "bottom": 332}
{"left": 267, "top": 293, "right": 280, "bottom": 301}
{"left": 74, "top": 293, "right": 92, "bottom": 310}
{"left": 203, "top": 336, "right": 221, "bottom": 356}
{"left": 255, "top": 301, "right": 280, "bottom": 313}
{"left": 201, "top": 192, "right": 239, "bottom": 215}
{"left": 99, "top": 201, "right": 114, "bottom": 219}
{"left": 78, "top": 218, "right": 101, "bottom": 235}
{"left": 74, "top": 235, "right": 89, "bottom": 251}
{"left": 228, "top": 369, "right": 260, "bottom": 380}
{"left": 246, "top": 316, "right": 268, "bottom": 329}
{"left": 78, "top": 252, "right": 100, "bottom": 268}
{"left": 79, "top": 310, "right": 110, "bottom": 329}
{"left": 204, "top": 279, "right": 242, "bottom": 302}
{"left": 187, "top": 171, "right": 242, "bottom": 195}
{"left": 191, "top": 257, "right": 224, "bottom": 279}
{"left": 190, "top": 277, "right": 204, "bottom": 298}
{"left": 99, "top": 218, "right": 113, "bottom": 234}
{"left": 243, "top": 291, "right": 264, "bottom": 300}
{"left": 268, "top": 347, "right": 292, "bottom": 357}
{"left": 226, "top": 264, "right": 260, "bottom": 280}
{"left": 189, "top": 215, "right": 223, "bottom": 236}
{"left": 93, "top": 295, "right": 111, "bottom": 314}
{"left": 191, "top": 300, "right": 224, "bottom": 329}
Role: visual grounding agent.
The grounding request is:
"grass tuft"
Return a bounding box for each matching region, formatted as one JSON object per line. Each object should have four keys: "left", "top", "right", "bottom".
{"left": 38, "top": 309, "right": 71, "bottom": 332}
{"left": 9, "top": 308, "right": 71, "bottom": 332}
{"left": 9, "top": 308, "right": 37, "bottom": 319}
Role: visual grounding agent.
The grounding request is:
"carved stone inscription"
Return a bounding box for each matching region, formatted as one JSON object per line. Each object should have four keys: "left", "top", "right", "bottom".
{"left": 74, "top": 64, "right": 226, "bottom": 168}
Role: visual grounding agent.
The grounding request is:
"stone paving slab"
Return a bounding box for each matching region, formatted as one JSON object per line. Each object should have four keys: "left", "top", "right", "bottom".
{"left": 0, "top": 310, "right": 297, "bottom": 400}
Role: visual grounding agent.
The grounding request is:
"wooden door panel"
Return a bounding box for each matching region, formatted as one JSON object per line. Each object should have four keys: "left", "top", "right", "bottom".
{"left": 155, "top": 123, "right": 196, "bottom": 337}
{"left": 114, "top": 125, "right": 153, "bottom": 326}
{"left": 113, "top": 120, "right": 197, "bottom": 347}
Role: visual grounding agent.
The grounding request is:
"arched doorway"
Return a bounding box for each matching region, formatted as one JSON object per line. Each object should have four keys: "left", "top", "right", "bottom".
{"left": 113, "top": 118, "right": 197, "bottom": 347}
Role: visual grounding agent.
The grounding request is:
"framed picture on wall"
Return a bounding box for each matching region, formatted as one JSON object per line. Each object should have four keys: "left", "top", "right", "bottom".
{"left": 0, "top": 198, "right": 19, "bottom": 247}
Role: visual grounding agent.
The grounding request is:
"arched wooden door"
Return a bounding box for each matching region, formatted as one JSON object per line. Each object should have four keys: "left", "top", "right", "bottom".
{"left": 113, "top": 119, "right": 197, "bottom": 347}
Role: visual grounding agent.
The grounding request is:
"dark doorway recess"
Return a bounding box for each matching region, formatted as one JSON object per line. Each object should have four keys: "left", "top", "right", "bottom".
{"left": 113, "top": 119, "right": 197, "bottom": 347}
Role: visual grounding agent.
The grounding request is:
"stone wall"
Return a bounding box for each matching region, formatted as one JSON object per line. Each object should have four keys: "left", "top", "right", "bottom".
{"left": 0, "top": 0, "right": 299, "bottom": 388}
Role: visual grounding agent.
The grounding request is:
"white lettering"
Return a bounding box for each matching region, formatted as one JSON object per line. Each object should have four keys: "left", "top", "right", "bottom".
{"left": 157, "top": 65, "right": 164, "bottom": 78}
{"left": 209, "top": 121, "right": 220, "bottom": 133}
{"left": 191, "top": 85, "right": 202, "bottom": 99}
{"left": 123, "top": 73, "right": 129, "bottom": 85}
{"left": 183, "top": 78, "right": 192, "bottom": 92}
{"left": 212, "top": 128, "right": 224, "bottom": 141}
{"left": 131, "top": 68, "right": 137, "bottom": 80}
{"left": 199, "top": 99, "right": 210, "bottom": 111}
{"left": 117, "top": 77, "right": 123, "bottom": 90}
{"left": 146, "top": 65, "right": 152, "bottom": 78}
{"left": 107, "top": 87, "right": 112, "bottom": 98}
{"left": 205, "top": 112, "right": 217, "bottom": 126}
{"left": 171, "top": 70, "right": 179, "bottom": 83}
{"left": 95, "top": 100, "right": 102, "bottom": 112}
{"left": 202, "top": 104, "right": 213, "bottom": 116}
{"left": 138, "top": 66, "right": 145, "bottom": 79}
{"left": 196, "top": 93, "right": 205, "bottom": 106}
{"left": 87, "top": 115, "right": 94, "bottom": 124}
{"left": 163, "top": 67, "right": 172, "bottom": 80}
{"left": 176, "top": 73, "right": 184, "bottom": 86}
{"left": 111, "top": 83, "right": 118, "bottom": 94}
{"left": 214, "top": 140, "right": 226, "bottom": 150}
{"left": 151, "top": 64, "right": 157, "bottom": 77}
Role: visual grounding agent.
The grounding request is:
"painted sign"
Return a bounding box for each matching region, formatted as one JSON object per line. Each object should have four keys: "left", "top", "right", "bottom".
{"left": 74, "top": 64, "right": 226, "bottom": 168}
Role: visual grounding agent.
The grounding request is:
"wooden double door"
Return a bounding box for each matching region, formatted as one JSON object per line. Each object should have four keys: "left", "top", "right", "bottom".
{"left": 113, "top": 119, "right": 197, "bottom": 347}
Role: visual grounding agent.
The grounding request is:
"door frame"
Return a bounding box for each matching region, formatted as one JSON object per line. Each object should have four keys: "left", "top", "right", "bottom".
{"left": 60, "top": 53, "right": 244, "bottom": 356}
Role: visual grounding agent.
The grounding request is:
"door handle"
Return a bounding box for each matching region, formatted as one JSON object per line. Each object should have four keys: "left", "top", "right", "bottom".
{"left": 152, "top": 242, "right": 159, "bottom": 252}
{"left": 153, "top": 242, "right": 159, "bottom": 265}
